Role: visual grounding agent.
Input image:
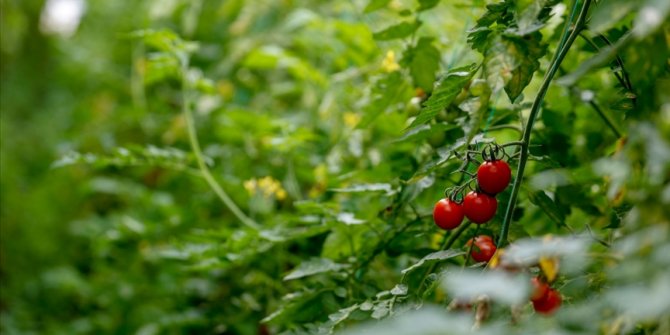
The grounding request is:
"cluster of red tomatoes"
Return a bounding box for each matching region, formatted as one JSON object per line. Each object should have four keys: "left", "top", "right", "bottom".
{"left": 431, "top": 148, "right": 563, "bottom": 316}
{"left": 432, "top": 158, "right": 512, "bottom": 262}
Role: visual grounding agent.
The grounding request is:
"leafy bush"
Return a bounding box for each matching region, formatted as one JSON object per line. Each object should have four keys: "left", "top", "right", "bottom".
{"left": 1, "top": 0, "right": 669, "bottom": 334}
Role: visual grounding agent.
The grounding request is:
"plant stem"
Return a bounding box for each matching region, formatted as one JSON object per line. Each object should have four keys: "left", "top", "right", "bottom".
{"left": 596, "top": 34, "right": 633, "bottom": 92}
{"left": 497, "top": 0, "right": 592, "bottom": 248}
{"left": 181, "top": 65, "right": 260, "bottom": 230}
{"left": 578, "top": 33, "right": 629, "bottom": 91}
{"left": 588, "top": 100, "right": 623, "bottom": 138}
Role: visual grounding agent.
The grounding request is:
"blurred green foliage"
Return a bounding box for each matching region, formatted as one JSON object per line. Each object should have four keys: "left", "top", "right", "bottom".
{"left": 1, "top": 0, "right": 669, "bottom": 334}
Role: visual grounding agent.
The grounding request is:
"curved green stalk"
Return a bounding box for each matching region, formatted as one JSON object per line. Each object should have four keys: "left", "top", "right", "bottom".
{"left": 588, "top": 100, "right": 623, "bottom": 138}
{"left": 181, "top": 64, "right": 260, "bottom": 230}
{"left": 578, "top": 33, "right": 630, "bottom": 91}
{"left": 497, "top": 0, "right": 592, "bottom": 247}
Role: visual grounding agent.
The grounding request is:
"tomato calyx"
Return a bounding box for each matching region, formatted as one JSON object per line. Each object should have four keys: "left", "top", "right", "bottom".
{"left": 480, "top": 142, "right": 505, "bottom": 162}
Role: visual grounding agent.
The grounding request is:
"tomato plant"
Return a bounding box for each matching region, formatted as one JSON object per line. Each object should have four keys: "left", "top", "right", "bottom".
{"left": 1, "top": 0, "right": 669, "bottom": 334}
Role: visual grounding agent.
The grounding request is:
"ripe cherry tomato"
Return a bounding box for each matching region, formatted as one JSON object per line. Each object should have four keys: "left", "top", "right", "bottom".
{"left": 477, "top": 160, "right": 511, "bottom": 195}
{"left": 530, "top": 277, "right": 550, "bottom": 301}
{"left": 463, "top": 191, "right": 497, "bottom": 223}
{"left": 467, "top": 235, "right": 497, "bottom": 263}
{"left": 433, "top": 198, "right": 464, "bottom": 230}
{"left": 532, "top": 288, "right": 562, "bottom": 315}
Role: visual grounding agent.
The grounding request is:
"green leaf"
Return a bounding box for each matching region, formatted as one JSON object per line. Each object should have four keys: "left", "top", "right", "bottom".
{"left": 467, "top": 1, "right": 513, "bottom": 52}
{"left": 528, "top": 190, "right": 566, "bottom": 226}
{"left": 319, "top": 304, "right": 360, "bottom": 333}
{"left": 372, "top": 20, "right": 421, "bottom": 41}
{"left": 52, "top": 146, "right": 199, "bottom": 171}
{"left": 556, "top": 32, "right": 632, "bottom": 86}
{"left": 402, "top": 37, "right": 440, "bottom": 91}
{"left": 358, "top": 72, "right": 413, "bottom": 128}
{"left": 408, "top": 64, "right": 477, "bottom": 128}
{"left": 395, "top": 123, "right": 455, "bottom": 143}
{"left": 129, "top": 29, "right": 198, "bottom": 61}
{"left": 467, "top": 27, "right": 493, "bottom": 53}
{"left": 512, "top": 0, "right": 559, "bottom": 36}
{"left": 412, "top": 133, "right": 487, "bottom": 177}
{"left": 364, "top": 0, "right": 391, "bottom": 13}
{"left": 475, "top": 1, "right": 513, "bottom": 27}
{"left": 330, "top": 183, "right": 396, "bottom": 194}
{"left": 485, "top": 34, "right": 546, "bottom": 101}
{"left": 322, "top": 226, "right": 380, "bottom": 260}
{"left": 459, "top": 93, "right": 492, "bottom": 145}
{"left": 390, "top": 284, "right": 408, "bottom": 296}
{"left": 399, "top": 175, "right": 436, "bottom": 204}
{"left": 590, "top": 0, "right": 638, "bottom": 34}
{"left": 262, "top": 289, "right": 336, "bottom": 324}
{"left": 400, "top": 249, "right": 464, "bottom": 275}
{"left": 242, "top": 46, "right": 326, "bottom": 84}
{"left": 284, "top": 258, "right": 349, "bottom": 280}
{"left": 371, "top": 299, "right": 391, "bottom": 319}
{"left": 417, "top": 0, "right": 440, "bottom": 12}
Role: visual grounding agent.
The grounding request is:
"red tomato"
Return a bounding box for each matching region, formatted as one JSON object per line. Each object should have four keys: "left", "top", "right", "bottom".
{"left": 463, "top": 191, "right": 497, "bottom": 223}
{"left": 467, "top": 235, "right": 497, "bottom": 263}
{"left": 530, "top": 277, "right": 550, "bottom": 301}
{"left": 532, "top": 288, "right": 562, "bottom": 315}
{"left": 477, "top": 160, "right": 511, "bottom": 195}
{"left": 433, "top": 198, "right": 464, "bottom": 230}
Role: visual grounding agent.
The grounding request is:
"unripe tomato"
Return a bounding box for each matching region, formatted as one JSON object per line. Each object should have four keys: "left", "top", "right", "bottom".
{"left": 427, "top": 130, "right": 447, "bottom": 148}
{"left": 532, "top": 288, "right": 562, "bottom": 315}
{"left": 530, "top": 277, "right": 550, "bottom": 301}
{"left": 467, "top": 235, "right": 497, "bottom": 263}
{"left": 477, "top": 160, "right": 511, "bottom": 195}
{"left": 433, "top": 198, "right": 464, "bottom": 230}
{"left": 463, "top": 191, "right": 497, "bottom": 223}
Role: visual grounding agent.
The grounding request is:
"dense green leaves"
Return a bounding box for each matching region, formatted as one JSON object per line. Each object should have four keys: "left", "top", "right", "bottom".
{"left": 284, "top": 258, "right": 349, "bottom": 280}
{"left": 402, "top": 37, "right": 441, "bottom": 92}
{"left": 417, "top": 0, "right": 441, "bottom": 12}
{"left": 485, "top": 34, "right": 546, "bottom": 101}
{"left": 364, "top": 0, "right": 392, "bottom": 13}
{"left": 408, "top": 64, "right": 477, "bottom": 128}
{"left": 358, "top": 71, "right": 413, "bottom": 127}
{"left": 3, "top": 0, "right": 670, "bottom": 334}
{"left": 401, "top": 250, "right": 464, "bottom": 275}
{"left": 372, "top": 20, "right": 421, "bottom": 41}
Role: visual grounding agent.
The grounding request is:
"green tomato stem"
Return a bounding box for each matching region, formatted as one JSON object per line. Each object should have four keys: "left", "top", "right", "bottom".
{"left": 497, "top": 0, "right": 592, "bottom": 247}
{"left": 181, "top": 63, "right": 260, "bottom": 230}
